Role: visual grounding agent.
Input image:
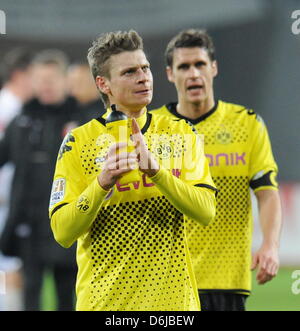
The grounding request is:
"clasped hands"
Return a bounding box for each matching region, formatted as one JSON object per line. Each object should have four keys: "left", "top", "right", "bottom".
{"left": 98, "top": 119, "right": 159, "bottom": 191}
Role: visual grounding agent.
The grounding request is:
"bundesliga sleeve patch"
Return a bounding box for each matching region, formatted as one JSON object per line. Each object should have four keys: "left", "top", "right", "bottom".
{"left": 49, "top": 178, "right": 66, "bottom": 207}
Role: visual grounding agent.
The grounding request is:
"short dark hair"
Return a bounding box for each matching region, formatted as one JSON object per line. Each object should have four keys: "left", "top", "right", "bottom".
{"left": 165, "top": 29, "right": 216, "bottom": 67}
{"left": 87, "top": 30, "right": 143, "bottom": 106}
{"left": 0, "top": 48, "right": 33, "bottom": 83}
{"left": 32, "top": 49, "right": 69, "bottom": 73}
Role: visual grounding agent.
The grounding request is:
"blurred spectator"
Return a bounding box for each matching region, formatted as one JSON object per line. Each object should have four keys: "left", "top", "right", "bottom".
{"left": 67, "top": 62, "right": 105, "bottom": 123}
{"left": 0, "top": 49, "right": 79, "bottom": 311}
{"left": 0, "top": 48, "right": 34, "bottom": 135}
{"left": 0, "top": 48, "right": 34, "bottom": 311}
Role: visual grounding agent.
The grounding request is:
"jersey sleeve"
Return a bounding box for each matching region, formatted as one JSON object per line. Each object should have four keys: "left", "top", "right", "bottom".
{"left": 249, "top": 115, "right": 278, "bottom": 192}
{"left": 150, "top": 121, "right": 217, "bottom": 226}
{"left": 49, "top": 131, "right": 109, "bottom": 248}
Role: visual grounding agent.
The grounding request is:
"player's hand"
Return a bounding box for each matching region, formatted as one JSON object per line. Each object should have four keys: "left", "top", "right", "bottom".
{"left": 251, "top": 243, "right": 279, "bottom": 285}
{"left": 131, "top": 118, "right": 159, "bottom": 177}
{"left": 97, "top": 142, "right": 138, "bottom": 191}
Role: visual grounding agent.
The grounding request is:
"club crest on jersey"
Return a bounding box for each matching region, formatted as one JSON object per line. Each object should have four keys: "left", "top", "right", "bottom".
{"left": 76, "top": 195, "right": 90, "bottom": 213}
{"left": 154, "top": 142, "right": 173, "bottom": 160}
{"left": 58, "top": 132, "right": 75, "bottom": 160}
{"left": 215, "top": 126, "right": 232, "bottom": 145}
{"left": 49, "top": 178, "right": 66, "bottom": 207}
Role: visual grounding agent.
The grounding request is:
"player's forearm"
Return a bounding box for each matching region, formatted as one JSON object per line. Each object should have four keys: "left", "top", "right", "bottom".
{"left": 256, "top": 189, "right": 282, "bottom": 248}
{"left": 50, "top": 178, "right": 109, "bottom": 248}
{"left": 150, "top": 168, "right": 217, "bottom": 226}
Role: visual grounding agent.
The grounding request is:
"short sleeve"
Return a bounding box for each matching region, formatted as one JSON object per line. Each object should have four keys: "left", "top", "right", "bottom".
{"left": 249, "top": 115, "right": 278, "bottom": 192}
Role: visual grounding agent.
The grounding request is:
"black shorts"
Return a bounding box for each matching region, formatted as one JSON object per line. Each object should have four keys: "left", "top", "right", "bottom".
{"left": 199, "top": 291, "right": 248, "bottom": 311}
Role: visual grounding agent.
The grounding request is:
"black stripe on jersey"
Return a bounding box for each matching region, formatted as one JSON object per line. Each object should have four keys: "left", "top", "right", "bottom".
{"left": 199, "top": 289, "right": 251, "bottom": 295}
{"left": 249, "top": 170, "right": 276, "bottom": 190}
{"left": 166, "top": 101, "right": 219, "bottom": 125}
{"left": 235, "top": 107, "right": 258, "bottom": 119}
{"left": 141, "top": 112, "right": 152, "bottom": 134}
{"left": 96, "top": 116, "right": 106, "bottom": 127}
{"left": 96, "top": 113, "right": 152, "bottom": 135}
{"left": 194, "top": 183, "right": 219, "bottom": 197}
{"left": 50, "top": 203, "right": 68, "bottom": 218}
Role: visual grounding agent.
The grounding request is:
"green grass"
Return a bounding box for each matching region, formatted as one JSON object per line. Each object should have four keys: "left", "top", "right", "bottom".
{"left": 41, "top": 268, "right": 300, "bottom": 311}
{"left": 247, "top": 268, "right": 300, "bottom": 311}
{"left": 41, "top": 271, "right": 57, "bottom": 311}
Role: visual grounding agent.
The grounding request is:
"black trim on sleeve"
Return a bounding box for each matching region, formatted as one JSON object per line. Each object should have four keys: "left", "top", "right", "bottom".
{"left": 50, "top": 203, "right": 68, "bottom": 218}
{"left": 194, "top": 183, "right": 219, "bottom": 197}
{"left": 249, "top": 170, "right": 276, "bottom": 191}
{"left": 198, "top": 289, "right": 251, "bottom": 295}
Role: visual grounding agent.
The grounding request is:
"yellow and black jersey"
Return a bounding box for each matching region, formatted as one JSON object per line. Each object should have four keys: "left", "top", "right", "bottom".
{"left": 49, "top": 110, "right": 217, "bottom": 311}
{"left": 152, "top": 100, "right": 278, "bottom": 295}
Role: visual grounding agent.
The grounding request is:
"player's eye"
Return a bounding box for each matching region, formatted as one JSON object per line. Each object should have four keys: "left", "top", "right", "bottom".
{"left": 178, "top": 63, "right": 190, "bottom": 70}
{"left": 142, "top": 65, "right": 150, "bottom": 72}
{"left": 123, "top": 68, "right": 136, "bottom": 75}
{"left": 195, "top": 61, "right": 206, "bottom": 68}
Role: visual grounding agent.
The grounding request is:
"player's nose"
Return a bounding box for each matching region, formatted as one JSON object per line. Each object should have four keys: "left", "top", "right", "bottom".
{"left": 188, "top": 65, "right": 201, "bottom": 79}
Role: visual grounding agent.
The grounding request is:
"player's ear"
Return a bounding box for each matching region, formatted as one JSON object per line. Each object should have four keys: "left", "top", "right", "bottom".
{"left": 166, "top": 66, "right": 175, "bottom": 83}
{"left": 212, "top": 60, "right": 218, "bottom": 78}
{"left": 96, "top": 76, "right": 111, "bottom": 95}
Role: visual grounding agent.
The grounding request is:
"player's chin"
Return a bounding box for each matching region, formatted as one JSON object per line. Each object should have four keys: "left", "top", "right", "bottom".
{"left": 133, "top": 94, "right": 152, "bottom": 107}
{"left": 188, "top": 94, "right": 206, "bottom": 104}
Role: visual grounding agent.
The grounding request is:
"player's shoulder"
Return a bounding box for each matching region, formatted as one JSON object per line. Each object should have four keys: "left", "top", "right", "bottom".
{"left": 150, "top": 110, "right": 197, "bottom": 134}
{"left": 220, "top": 100, "right": 265, "bottom": 126}
{"left": 69, "top": 118, "right": 106, "bottom": 139}
{"left": 150, "top": 104, "right": 170, "bottom": 114}
{"left": 150, "top": 103, "right": 178, "bottom": 119}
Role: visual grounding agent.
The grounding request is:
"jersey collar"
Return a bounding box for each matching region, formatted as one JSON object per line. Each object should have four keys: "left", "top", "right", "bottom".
{"left": 97, "top": 108, "right": 152, "bottom": 135}
{"left": 166, "top": 100, "right": 219, "bottom": 125}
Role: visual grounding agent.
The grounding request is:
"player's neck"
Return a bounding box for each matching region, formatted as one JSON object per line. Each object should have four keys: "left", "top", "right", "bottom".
{"left": 109, "top": 103, "right": 146, "bottom": 119}
{"left": 177, "top": 98, "right": 215, "bottom": 120}
{"left": 122, "top": 108, "right": 146, "bottom": 119}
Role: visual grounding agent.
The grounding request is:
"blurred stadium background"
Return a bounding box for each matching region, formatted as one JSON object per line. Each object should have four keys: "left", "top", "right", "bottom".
{"left": 0, "top": 0, "right": 299, "bottom": 311}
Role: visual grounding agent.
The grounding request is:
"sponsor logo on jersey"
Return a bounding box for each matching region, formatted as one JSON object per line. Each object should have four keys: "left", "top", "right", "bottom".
{"left": 206, "top": 152, "right": 246, "bottom": 166}
{"left": 115, "top": 169, "right": 181, "bottom": 192}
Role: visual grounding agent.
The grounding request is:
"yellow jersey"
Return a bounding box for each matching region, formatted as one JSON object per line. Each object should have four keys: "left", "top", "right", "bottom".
{"left": 49, "top": 110, "right": 217, "bottom": 310}
{"left": 152, "top": 100, "right": 278, "bottom": 295}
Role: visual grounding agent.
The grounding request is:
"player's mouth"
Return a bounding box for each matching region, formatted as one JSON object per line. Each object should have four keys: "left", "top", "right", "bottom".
{"left": 134, "top": 88, "right": 151, "bottom": 95}
{"left": 186, "top": 84, "right": 204, "bottom": 92}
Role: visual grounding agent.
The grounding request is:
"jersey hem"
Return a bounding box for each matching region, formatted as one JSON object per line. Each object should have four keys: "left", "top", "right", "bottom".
{"left": 198, "top": 289, "right": 251, "bottom": 295}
